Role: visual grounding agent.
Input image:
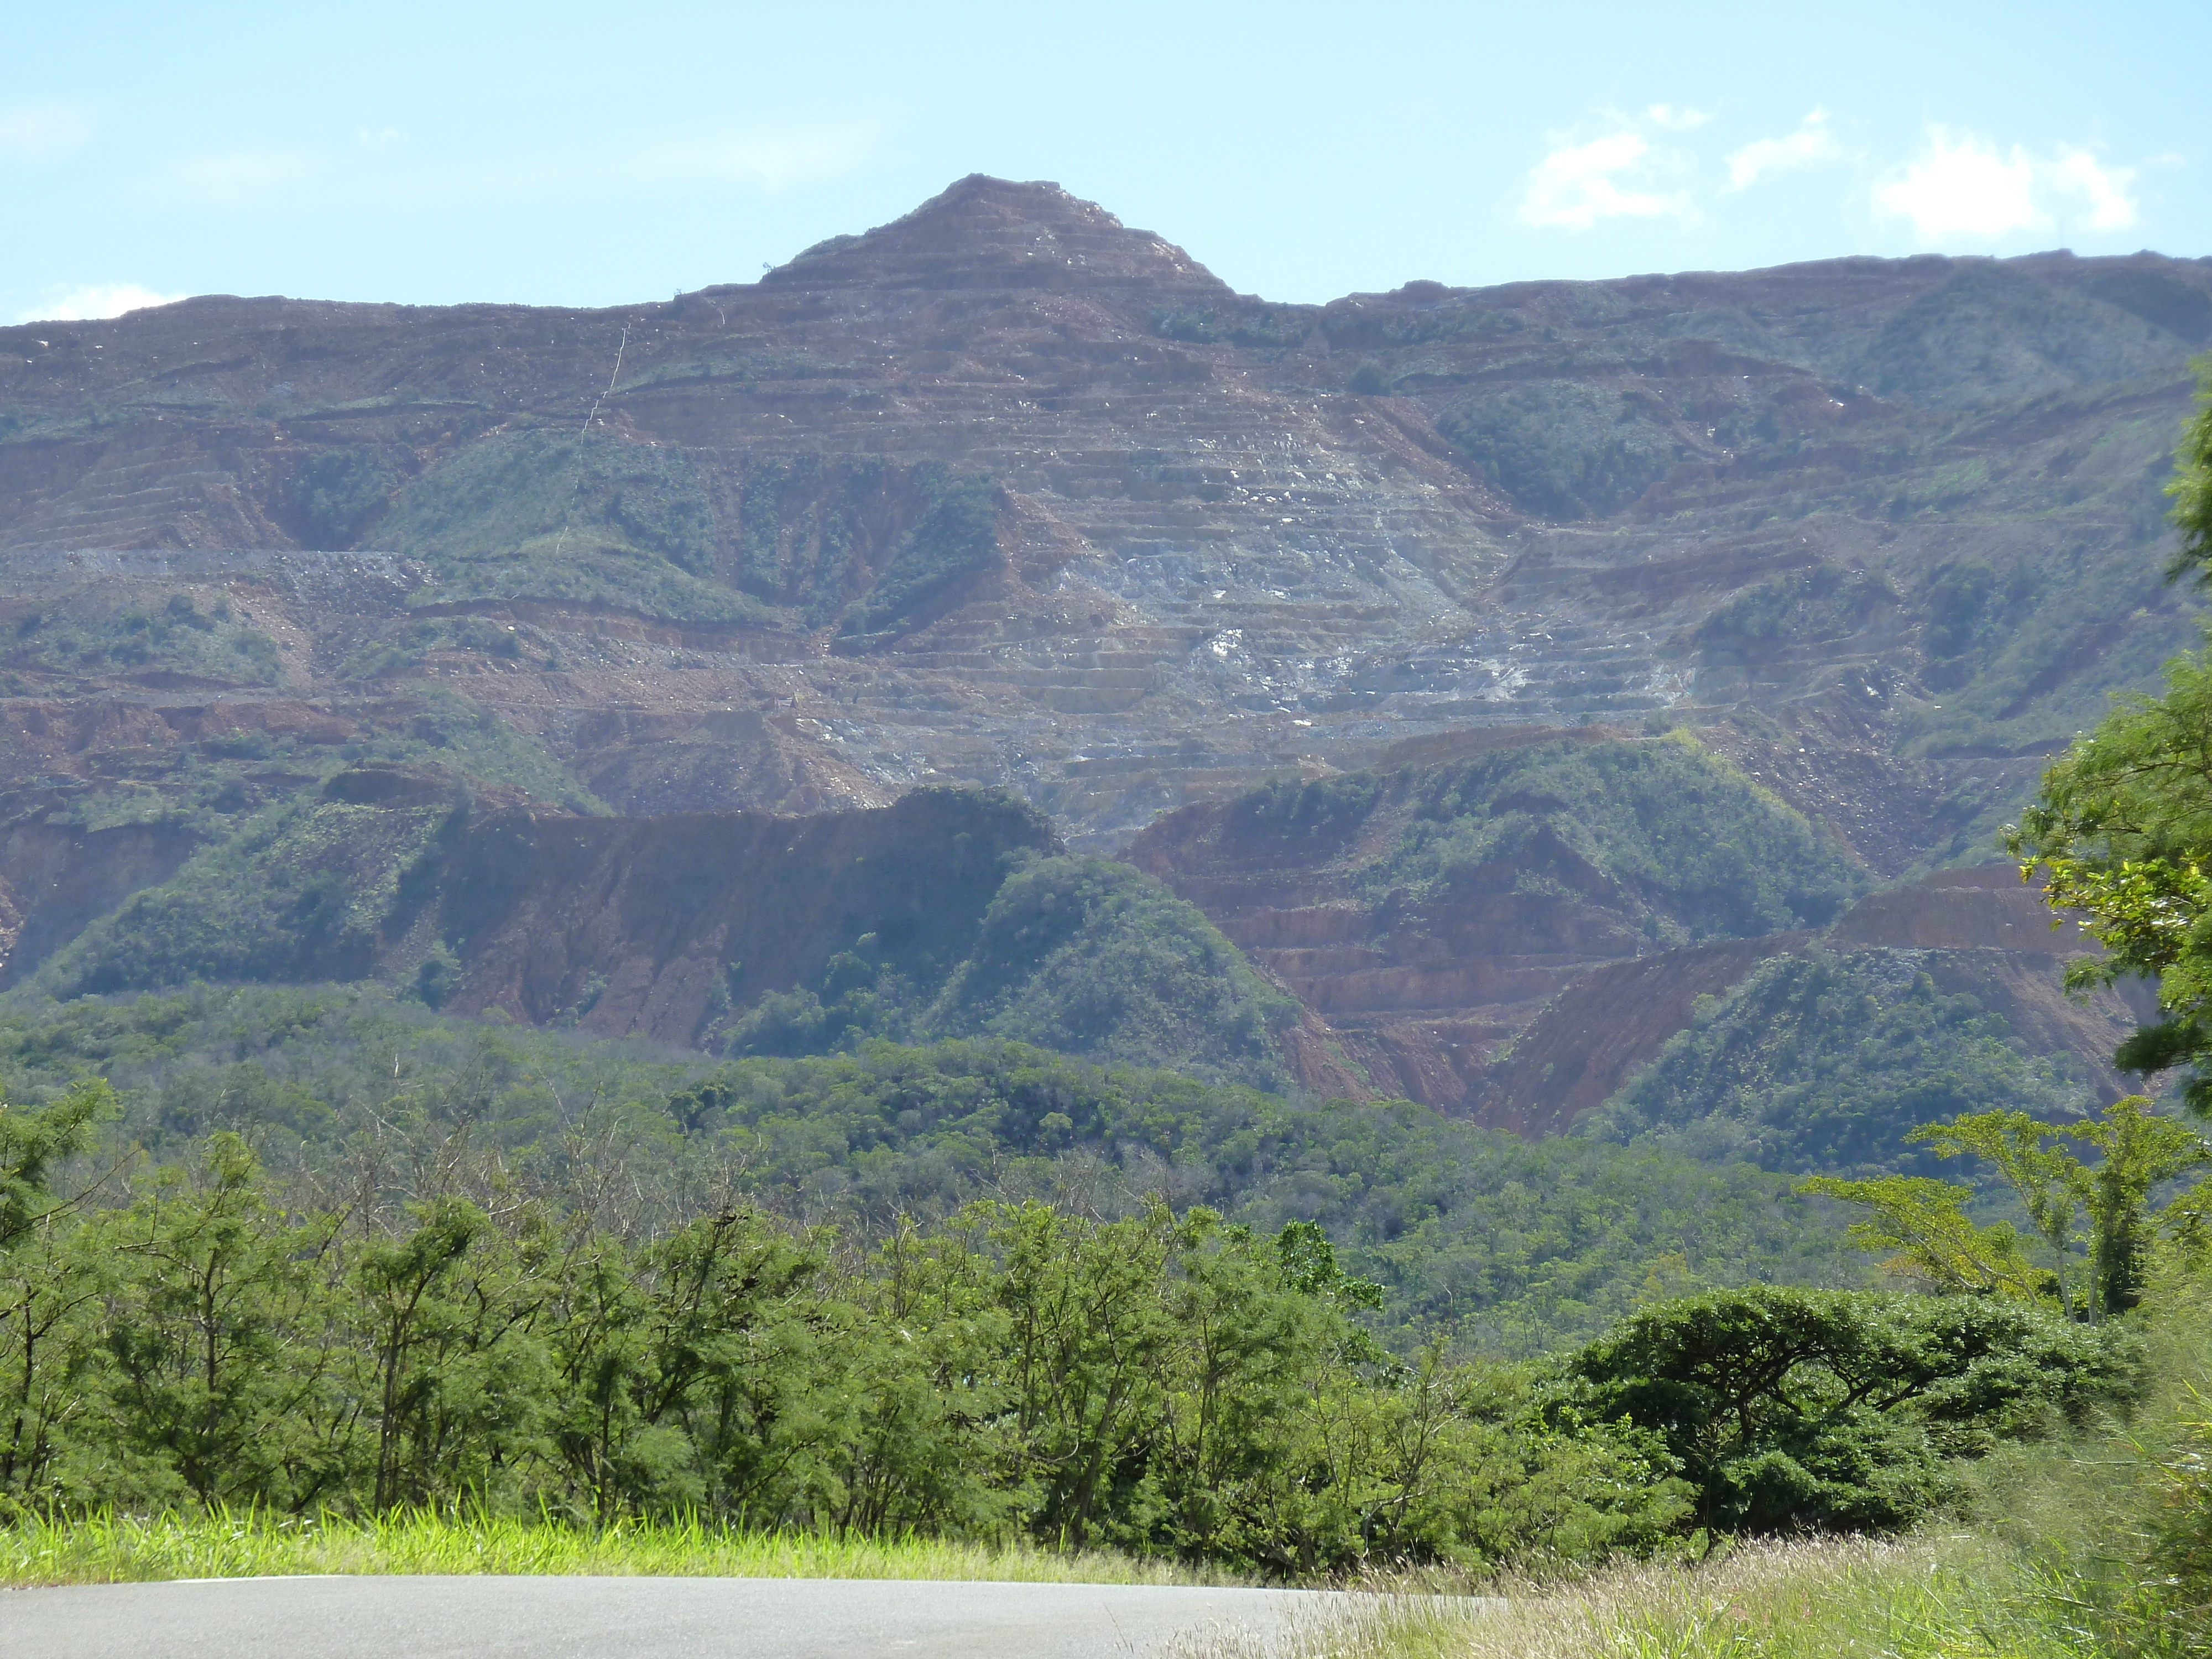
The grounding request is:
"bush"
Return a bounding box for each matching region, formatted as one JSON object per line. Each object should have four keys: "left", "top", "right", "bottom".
{"left": 1573, "top": 1285, "right": 2134, "bottom": 1533}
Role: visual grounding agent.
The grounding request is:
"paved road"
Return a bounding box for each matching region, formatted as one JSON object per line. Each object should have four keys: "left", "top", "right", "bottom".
{"left": 3, "top": 1575, "right": 1367, "bottom": 1658}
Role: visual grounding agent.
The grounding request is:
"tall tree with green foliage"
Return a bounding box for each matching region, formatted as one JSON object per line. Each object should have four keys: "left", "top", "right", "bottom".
{"left": 2009, "top": 358, "right": 2212, "bottom": 1109}
{"left": 1795, "top": 1173, "right": 2050, "bottom": 1301}
{"left": 103, "top": 1136, "right": 350, "bottom": 1509}
{"left": 1809, "top": 1097, "right": 2208, "bottom": 1322}
{"left": 0, "top": 1081, "right": 121, "bottom": 1506}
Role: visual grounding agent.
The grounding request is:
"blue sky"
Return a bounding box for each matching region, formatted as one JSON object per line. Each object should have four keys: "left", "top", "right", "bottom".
{"left": 4, "top": 0, "right": 2206, "bottom": 322}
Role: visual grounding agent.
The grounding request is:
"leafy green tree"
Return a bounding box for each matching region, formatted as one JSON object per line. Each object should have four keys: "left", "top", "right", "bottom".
{"left": 0, "top": 1212, "right": 108, "bottom": 1507}
{"left": 2068, "top": 1096, "right": 2211, "bottom": 1314}
{"left": 1573, "top": 1286, "right": 2127, "bottom": 1533}
{"left": 0, "top": 1080, "right": 120, "bottom": 1507}
{"left": 356, "top": 1197, "right": 507, "bottom": 1512}
{"left": 622, "top": 1208, "right": 848, "bottom": 1523}
{"left": 1149, "top": 1213, "right": 1347, "bottom": 1560}
{"left": 1912, "top": 1100, "right": 2206, "bottom": 1320}
{"left": 1912, "top": 1110, "right": 2095, "bottom": 1315}
{"left": 2008, "top": 359, "right": 2212, "bottom": 1109}
{"left": 987, "top": 1201, "right": 1176, "bottom": 1546}
{"left": 0, "top": 1079, "right": 117, "bottom": 1248}
{"left": 1796, "top": 1173, "right": 2050, "bottom": 1301}
{"left": 1812, "top": 1100, "right": 2207, "bottom": 1321}
{"left": 2166, "top": 356, "right": 2212, "bottom": 586}
{"left": 102, "top": 1136, "right": 351, "bottom": 1509}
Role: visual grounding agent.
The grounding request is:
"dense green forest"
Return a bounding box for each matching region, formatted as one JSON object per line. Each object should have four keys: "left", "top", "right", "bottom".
{"left": 1579, "top": 949, "right": 2094, "bottom": 1178}
{"left": 1228, "top": 732, "right": 1865, "bottom": 946}
{"left": 0, "top": 985, "right": 1859, "bottom": 1353}
{"left": 0, "top": 1064, "right": 2132, "bottom": 1569}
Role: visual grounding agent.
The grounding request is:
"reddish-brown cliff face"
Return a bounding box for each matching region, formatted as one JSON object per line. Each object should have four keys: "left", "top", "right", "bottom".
{"left": 2, "top": 179, "right": 2203, "bottom": 865}
{"left": 426, "top": 785, "right": 1055, "bottom": 1046}
{"left": 1127, "top": 731, "right": 2139, "bottom": 1133}
{"left": 1477, "top": 866, "right": 2141, "bottom": 1138}
{"left": 0, "top": 178, "right": 2199, "bottom": 1105}
{"left": 0, "top": 816, "right": 201, "bottom": 989}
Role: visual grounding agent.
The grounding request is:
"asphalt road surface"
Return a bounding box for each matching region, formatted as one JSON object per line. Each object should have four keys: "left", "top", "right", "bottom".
{"left": 4, "top": 1575, "right": 1372, "bottom": 1658}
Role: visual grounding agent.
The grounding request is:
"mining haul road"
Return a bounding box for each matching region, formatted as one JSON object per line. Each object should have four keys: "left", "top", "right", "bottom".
{"left": 3, "top": 1574, "right": 1374, "bottom": 1657}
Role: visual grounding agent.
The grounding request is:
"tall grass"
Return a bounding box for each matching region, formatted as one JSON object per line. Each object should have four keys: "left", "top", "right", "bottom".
{"left": 0, "top": 1508, "right": 1237, "bottom": 1590}
{"left": 1177, "top": 1537, "right": 2107, "bottom": 1659}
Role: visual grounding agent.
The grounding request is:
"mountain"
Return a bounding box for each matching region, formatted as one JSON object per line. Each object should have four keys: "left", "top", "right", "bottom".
{"left": 1, "top": 175, "right": 2203, "bottom": 1117}
{"left": 1126, "top": 733, "right": 2145, "bottom": 1124}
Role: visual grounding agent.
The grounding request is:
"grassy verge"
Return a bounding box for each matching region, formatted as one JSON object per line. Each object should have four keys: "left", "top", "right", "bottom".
{"left": 1182, "top": 1537, "right": 2104, "bottom": 1659}
{"left": 0, "top": 1510, "right": 1238, "bottom": 1590}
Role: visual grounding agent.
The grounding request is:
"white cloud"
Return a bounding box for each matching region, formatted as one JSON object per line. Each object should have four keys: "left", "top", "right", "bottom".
{"left": 1518, "top": 132, "right": 1699, "bottom": 231}
{"left": 2050, "top": 148, "right": 2139, "bottom": 232}
{"left": 1874, "top": 130, "right": 2043, "bottom": 237}
{"left": 1874, "top": 128, "right": 2142, "bottom": 241}
{"left": 17, "top": 284, "right": 185, "bottom": 324}
{"left": 1724, "top": 108, "right": 1844, "bottom": 192}
{"left": 0, "top": 101, "right": 95, "bottom": 163}
{"left": 1645, "top": 104, "right": 1713, "bottom": 132}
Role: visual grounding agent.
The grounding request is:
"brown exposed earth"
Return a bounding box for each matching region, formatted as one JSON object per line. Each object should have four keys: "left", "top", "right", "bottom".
{"left": 2, "top": 175, "right": 2204, "bottom": 1119}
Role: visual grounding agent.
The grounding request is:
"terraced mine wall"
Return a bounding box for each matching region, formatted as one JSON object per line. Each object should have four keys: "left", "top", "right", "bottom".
{"left": 2, "top": 174, "right": 2203, "bottom": 1121}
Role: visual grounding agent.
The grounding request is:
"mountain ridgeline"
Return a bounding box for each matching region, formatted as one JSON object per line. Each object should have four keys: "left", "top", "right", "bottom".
{"left": 0, "top": 175, "right": 2201, "bottom": 1224}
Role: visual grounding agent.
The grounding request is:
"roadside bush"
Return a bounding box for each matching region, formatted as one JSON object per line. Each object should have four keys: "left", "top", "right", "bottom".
{"left": 1573, "top": 1285, "right": 2134, "bottom": 1533}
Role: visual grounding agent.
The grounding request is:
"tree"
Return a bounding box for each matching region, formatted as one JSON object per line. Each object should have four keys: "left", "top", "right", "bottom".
{"left": 1921, "top": 1100, "right": 2207, "bottom": 1319}
{"left": 2008, "top": 358, "right": 2212, "bottom": 1109}
{"left": 2166, "top": 356, "right": 2212, "bottom": 587}
{"left": 1796, "top": 1173, "right": 2050, "bottom": 1302}
{"left": 1573, "top": 1286, "right": 2125, "bottom": 1533}
{"left": 0, "top": 1079, "right": 118, "bottom": 1248}
{"left": 0, "top": 1080, "right": 121, "bottom": 1506}
{"left": 102, "top": 1135, "right": 351, "bottom": 1509}
{"left": 2069, "top": 1095, "right": 2211, "bottom": 1313}
{"left": 1911, "top": 1110, "right": 2094, "bottom": 1317}
{"left": 1814, "top": 1099, "right": 2208, "bottom": 1322}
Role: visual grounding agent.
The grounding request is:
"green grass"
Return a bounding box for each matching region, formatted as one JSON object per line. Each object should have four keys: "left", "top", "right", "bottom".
{"left": 0, "top": 1509, "right": 1239, "bottom": 1589}
{"left": 1190, "top": 1537, "right": 2107, "bottom": 1659}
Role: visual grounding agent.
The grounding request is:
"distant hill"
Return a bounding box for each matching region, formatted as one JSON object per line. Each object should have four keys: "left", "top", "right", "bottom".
{"left": 1, "top": 175, "right": 2200, "bottom": 1125}
{"left": 18, "top": 775, "right": 1295, "bottom": 1089}
{"left": 1128, "top": 737, "right": 2143, "bottom": 1125}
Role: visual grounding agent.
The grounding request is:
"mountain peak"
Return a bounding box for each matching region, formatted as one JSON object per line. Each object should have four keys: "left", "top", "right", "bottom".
{"left": 761, "top": 175, "right": 1230, "bottom": 295}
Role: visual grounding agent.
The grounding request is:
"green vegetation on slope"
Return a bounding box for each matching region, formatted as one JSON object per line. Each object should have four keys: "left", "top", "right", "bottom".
{"left": 1436, "top": 380, "right": 1683, "bottom": 520}
{"left": 1853, "top": 264, "right": 2189, "bottom": 410}
{"left": 1355, "top": 737, "right": 1863, "bottom": 942}
{"left": 733, "top": 854, "right": 1297, "bottom": 1088}
{"left": 834, "top": 467, "right": 1001, "bottom": 641}
{"left": 377, "top": 431, "right": 999, "bottom": 637}
{"left": 15, "top": 757, "right": 1288, "bottom": 1087}
{"left": 380, "top": 430, "right": 769, "bottom": 624}
{"left": 34, "top": 791, "right": 452, "bottom": 999}
{"left": 1579, "top": 948, "right": 2091, "bottom": 1177}
{"left": 378, "top": 687, "right": 611, "bottom": 811}
{"left": 3, "top": 591, "right": 284, "bottom": 685}
{"left": 0, "top": 984, "right": 1863, "bottom": 1354}
{"left": 26, "top": 696, "right": 608, "bottom": 1002}
{"left": 932, "top": 853, "right": 1296, "bottom": 1076}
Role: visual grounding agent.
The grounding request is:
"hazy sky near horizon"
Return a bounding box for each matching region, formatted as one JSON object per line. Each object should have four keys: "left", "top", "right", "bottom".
{"left": 4, "top": 0, "right": 2206, "bottom": 324}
